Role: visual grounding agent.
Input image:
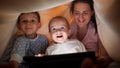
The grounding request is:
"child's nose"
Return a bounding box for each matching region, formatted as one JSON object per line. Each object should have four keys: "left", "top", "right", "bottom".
{"left": 55, "top": 29, "right": 62, "bottom": 34}
{"left": 26, "top": 22, "right": 32, "bottom": 25}
{"left": 56, "top": 29, "right": 62, "bottom": 32}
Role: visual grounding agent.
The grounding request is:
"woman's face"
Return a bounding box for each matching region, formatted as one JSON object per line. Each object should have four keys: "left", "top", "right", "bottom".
{"left": 73, "top": 2, "right": 93, "bottom": 28}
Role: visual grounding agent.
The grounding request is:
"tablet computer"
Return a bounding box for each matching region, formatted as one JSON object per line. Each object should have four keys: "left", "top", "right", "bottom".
{"left": 23, "top": 52, "right": 96, "bottom": 68}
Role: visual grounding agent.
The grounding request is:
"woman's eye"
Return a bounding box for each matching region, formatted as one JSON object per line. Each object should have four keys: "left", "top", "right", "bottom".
{"left": 74, "top": 13, "right": 79, "bottom": 15}
{"left": 83, "top": 12, "right": 88, "bottom": 15}
{"left": 73, "top": 11, "right": 79, "bottom": 15}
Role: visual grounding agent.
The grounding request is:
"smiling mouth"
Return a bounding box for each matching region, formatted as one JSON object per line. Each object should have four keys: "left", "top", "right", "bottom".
{"left": 57, "top": 35, "right": 63, "bottom": 38}
{"left": 25, "top": 28, "right": 32, "bottom": 30}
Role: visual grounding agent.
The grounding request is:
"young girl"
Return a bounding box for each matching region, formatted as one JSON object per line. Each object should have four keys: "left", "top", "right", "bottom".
{"left": 46, "top": 16, "right": 86, "bottom": 55}
{"left": 0, "top": 12, "right": 49, "bottom": 68}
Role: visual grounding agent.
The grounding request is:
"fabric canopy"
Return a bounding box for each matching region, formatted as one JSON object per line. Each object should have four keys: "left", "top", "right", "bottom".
{"left": 0, "top": 0, "right": 120, "bottom": 62}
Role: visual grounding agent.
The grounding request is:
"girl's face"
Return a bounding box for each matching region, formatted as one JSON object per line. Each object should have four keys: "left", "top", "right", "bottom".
{"left": 73, "top": 2, "right": 93, "bottom": 28}
{"left": 19, "top": 13, "right": 40, "bottom": 36}
{"left": 49, "top": 19, "right": 70, "bottom": 43}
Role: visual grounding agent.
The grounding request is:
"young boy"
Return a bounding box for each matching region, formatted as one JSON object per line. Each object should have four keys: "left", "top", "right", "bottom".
{"left": 46, "top": 16, "right": 86, "bottom": 55}
{"left": 0, "top": 12, "right": 49, "bottom": 68}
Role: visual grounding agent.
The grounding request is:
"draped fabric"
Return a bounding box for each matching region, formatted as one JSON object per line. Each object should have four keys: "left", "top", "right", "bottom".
{"left": 0, "top": 0, "right": 120, "bottom": 62}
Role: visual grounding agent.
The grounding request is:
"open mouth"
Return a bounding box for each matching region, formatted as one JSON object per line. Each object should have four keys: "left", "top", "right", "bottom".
{"left": 57, "top": 35, "right": 63, "bottom": 38}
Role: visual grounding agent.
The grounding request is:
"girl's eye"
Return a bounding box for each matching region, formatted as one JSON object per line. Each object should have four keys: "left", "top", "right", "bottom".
{"left": 60, "top": 26, "right": 65, "bottom": 30}
{"left": 50, "top": 28, "right": 56, "bottom": 32}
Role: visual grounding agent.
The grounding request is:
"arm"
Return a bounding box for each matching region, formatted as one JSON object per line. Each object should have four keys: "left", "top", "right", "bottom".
{"left": 0, "top": 61, "right": 19, "bottom": 68}
{"left": 0, "top": 36, "right": 23, "bottom": 68}
{"left": 8, "top": 36, "right": 26, "bottom": 68}
{"left": 80, "top": 40, "right": 113, "bottom": 68}
{"left": 96, "top": 39, "right": 113, "bottom": 68}
{"left": 9, "top": 61, "right": 19, "bottom": 68}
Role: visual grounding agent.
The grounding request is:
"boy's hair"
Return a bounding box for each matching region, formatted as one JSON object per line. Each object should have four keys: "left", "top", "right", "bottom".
{"left": 17, "top": 12, "right": 40, "bottom": 24}
{"left": 48, "top": 16, "right": 70, "bottom": 32}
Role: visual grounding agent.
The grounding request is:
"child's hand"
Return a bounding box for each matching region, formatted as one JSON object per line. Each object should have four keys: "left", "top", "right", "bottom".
{"left": 35, "top": 54, "right": 45, "bottom": 57}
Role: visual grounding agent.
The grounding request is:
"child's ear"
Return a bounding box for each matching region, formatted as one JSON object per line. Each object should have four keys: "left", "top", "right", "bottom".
{"left": 17, "top": 23, "right": 21, "bottom": 30}
{"left": 68, "top": 29, "right": 71, "bottom": 37}
{"left": 38, "top": 22, "right": 41, "bottom": 28}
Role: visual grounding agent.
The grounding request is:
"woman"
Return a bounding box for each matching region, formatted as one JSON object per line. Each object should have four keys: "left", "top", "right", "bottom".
{"left": 69, "top": 0, "right": 112, "bottom": 68}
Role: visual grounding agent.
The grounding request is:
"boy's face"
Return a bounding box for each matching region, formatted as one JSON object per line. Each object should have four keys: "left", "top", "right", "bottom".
{"left": 49, "top": 19, "right": 70, "bottom": 43}
{"left": 18, "top": 13, "right": 40, "bottom": 35}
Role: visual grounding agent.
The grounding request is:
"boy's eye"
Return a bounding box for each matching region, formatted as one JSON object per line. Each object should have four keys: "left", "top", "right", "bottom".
{"left": 20, "top": 19, "right": 38, "bottom": 24}
{"left": 31, "top": 19, "right": 36, "bottom": 22}
{"left": 21, "top": 20, "right": 27, "bottom": 23}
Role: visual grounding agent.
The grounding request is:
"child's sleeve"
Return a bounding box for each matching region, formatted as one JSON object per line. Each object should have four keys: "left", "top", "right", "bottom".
{"left": 10, "top": 37, "right": 27, "bottom": 63}
{"left": 76, "top": 40, "right": 87, "bottom": 52}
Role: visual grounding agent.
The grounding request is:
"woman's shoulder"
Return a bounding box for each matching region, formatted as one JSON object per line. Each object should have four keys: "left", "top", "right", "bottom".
{"left": 83, "top": 22, "right": 99, "bottom": 43}
{"left": 89, "top": 22, "right": 98, "bottom": 33}
{"left": 89, "top": 22, "right": 96, "bottom": 29}
{"left": 87, "top": 22, "right": 98, "bottom": 35}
